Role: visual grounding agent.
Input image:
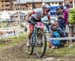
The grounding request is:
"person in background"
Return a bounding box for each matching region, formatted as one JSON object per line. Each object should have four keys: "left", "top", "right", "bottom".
{"left": 63, "top": 3, "right": 71, "bottom": 33}
{"left": 56, "top": 6, "right": 65, "bottom": 31}
{"left": 64, "top": 2, "right": 75, "bottom": 48}
{"left": 48, "top": 21, "right": 65, "bottom": 48}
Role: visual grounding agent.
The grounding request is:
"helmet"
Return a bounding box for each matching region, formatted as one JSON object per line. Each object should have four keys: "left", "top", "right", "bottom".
{"left": 42, "top": 4, "right": 50, "bottom": 8}
{"left": 42, "top": 4, "right": 50, "bottom": 11}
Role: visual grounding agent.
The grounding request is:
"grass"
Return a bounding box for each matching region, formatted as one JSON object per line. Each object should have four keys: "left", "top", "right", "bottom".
{"left": 34, "top": 41, "right": 75, "bottom": 57}
{"left": 0, "top": 32, "right": 75, "bottom": 57}
{"left": 10, "top": 32, "right": 27, "bottom": 46}
{"left": 46, "top": 47, "right": 75, "bottom": 57}
{"left": 0, "top": 22, "right": 7, "bottom": 27}
{"left": 0, "top": 32, "right": 27, "bottom": 47}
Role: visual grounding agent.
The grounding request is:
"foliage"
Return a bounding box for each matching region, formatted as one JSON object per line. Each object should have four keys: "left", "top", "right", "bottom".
{"left": 69, "top": 8, "right": 75, "bottom": 24}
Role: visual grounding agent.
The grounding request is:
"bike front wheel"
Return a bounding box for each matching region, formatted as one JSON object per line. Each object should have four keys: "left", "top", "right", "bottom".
{"left": 34, "top": 32, "right": 47, "bottom": 58}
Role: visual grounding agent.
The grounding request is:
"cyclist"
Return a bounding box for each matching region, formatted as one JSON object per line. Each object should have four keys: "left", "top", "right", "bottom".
{"left": 26, "top": 4, "right": 51, "bottom": 46}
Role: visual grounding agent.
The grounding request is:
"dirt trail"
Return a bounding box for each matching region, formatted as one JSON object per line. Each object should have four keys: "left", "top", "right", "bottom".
{"left": 0, "top": 41, "right": 75, "bottom": 61}
{"left": 0, "top": 41, "right": 42, "bottom": 61}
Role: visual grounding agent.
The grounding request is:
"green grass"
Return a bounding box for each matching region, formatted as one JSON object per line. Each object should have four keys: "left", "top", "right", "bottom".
{"left": 0, "top": 22, "right": 7, "bottom": 27}
{"left": 0, "top": 32, "right": 27, "bottom": 47}
{"left": 34, "top": 41, "right": 75, "bottom": 57}
{"left": 46, "top": 47, "right": 75, "bottom": 57}
{"left": 0, "top": 32, "right": 75, "bottom": 57}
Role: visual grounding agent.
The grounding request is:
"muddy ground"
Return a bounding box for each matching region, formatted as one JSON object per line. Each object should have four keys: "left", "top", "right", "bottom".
{"left": 0, "top": 41, "right": 75, "bottom": 61}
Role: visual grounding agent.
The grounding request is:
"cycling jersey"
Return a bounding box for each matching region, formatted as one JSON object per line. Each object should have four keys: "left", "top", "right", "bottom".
{"left": 31, "top": 8, "right": 50, "bottom": 20}
{"left": 28, "top": 8, "right": 50, "bottom": 33}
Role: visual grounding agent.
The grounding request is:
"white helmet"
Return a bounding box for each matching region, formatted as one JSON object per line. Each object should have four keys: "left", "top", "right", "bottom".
{"left": 42, "top": 4, "right": 50, "bottom": 9}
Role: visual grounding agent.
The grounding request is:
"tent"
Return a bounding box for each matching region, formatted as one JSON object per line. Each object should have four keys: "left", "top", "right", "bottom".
{"left": 1, "top": 11, "right": 10, "bottom": 21}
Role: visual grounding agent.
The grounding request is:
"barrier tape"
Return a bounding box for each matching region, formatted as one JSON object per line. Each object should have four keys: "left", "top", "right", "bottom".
{"left": 47, "top": 37, "right": 75, "bottom": 41}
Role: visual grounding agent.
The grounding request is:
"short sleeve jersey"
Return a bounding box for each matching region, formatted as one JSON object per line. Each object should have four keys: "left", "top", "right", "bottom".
{"left": 31, "top": 8, "right": 50, "bottom": 19}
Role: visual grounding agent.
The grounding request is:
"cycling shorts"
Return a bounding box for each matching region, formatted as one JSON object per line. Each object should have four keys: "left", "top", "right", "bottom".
{"left": 29, "top": 17, "right": 41, "bottom": 31}
{"left": 29, "top": 16, "right": 41, "bottom": 25}
{"left": 29, "top": 24, "right": 34, "bottom": 31}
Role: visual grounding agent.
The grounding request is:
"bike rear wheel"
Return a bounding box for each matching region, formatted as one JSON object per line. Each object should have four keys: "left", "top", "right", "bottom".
{"left": 27, "top": 33, "right": 36, "bottom": 55}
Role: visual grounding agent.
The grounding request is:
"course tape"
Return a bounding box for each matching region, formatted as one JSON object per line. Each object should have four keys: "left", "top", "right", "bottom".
{"left": 47, "top": 37, "right": 75, "bottom": 41}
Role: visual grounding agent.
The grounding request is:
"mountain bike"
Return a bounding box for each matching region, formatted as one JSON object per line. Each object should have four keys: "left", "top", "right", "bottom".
{"left": 28, "top": 22, "right": 47, "bottom": 58}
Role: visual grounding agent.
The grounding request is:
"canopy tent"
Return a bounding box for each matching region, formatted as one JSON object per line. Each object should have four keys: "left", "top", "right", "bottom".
{"left": 0, "top": 11, "right": 10, "bottom": 21}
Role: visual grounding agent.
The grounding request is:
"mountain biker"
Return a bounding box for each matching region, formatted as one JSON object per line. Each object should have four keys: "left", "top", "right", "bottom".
{"left": 26, "top": 4, "right": 51, "bottom": 46}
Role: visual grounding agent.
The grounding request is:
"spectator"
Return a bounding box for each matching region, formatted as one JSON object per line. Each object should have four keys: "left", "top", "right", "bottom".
{"left": 64, "top": 2, "right": 75, "bottom": 48}
{"left": 64, "top": 2, "right": 71, "bottom": 25}
{"left": 56, "top": 7, "right": 65, "bottom": 31}
{"left": 49, "top": 21, "right": 66, "bottom": 48}
{"left": 64, "top": 2, "right": 71, "bottom": 32}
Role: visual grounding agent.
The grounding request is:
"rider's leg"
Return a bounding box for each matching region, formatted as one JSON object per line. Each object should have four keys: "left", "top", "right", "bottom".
{"left": 28, "top": 24, "right": 34, "bottom": 39}
{"left": 26, "top": 24, "right": 34, "bottom": 47}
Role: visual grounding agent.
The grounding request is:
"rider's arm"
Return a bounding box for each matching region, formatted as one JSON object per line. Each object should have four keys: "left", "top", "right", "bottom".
{"left": 47, "top": 15, "right": 51, "bottom": 25}
{"left": 48, "top": 16, "right": 50, "bottom": 21}
{"left": 26, "top": 11, "right": 36, "bottom": 22}
{"left": 47, "top": 12, "right": 51, "bottom": 24}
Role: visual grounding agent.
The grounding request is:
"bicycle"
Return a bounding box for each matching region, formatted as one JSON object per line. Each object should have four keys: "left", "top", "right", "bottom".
{"left": 28, "top": 22, "right": 47, "bottom": 58}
